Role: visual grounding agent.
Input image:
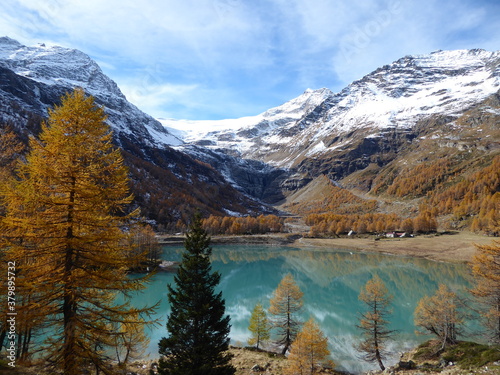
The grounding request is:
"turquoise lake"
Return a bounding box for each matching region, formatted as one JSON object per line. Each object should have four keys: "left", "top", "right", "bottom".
{"left": 133, "top": 244, "right": 473, "bottom": 373}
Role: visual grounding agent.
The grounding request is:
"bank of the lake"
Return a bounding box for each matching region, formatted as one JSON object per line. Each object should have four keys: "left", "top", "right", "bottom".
{"left": 294, "top": 232, "right": 496, "bottom": 263}
{"left": 157, "top": 231, "right": 496, "bottom": 263}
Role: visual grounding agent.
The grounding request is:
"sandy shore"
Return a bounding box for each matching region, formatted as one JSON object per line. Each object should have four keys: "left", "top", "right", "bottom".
{"left": 292, "top": 232, "right": 497, "bottom": 263}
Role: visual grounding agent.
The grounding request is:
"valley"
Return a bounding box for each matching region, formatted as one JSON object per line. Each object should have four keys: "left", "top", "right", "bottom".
{"left": 163, "top": 50, "right": 499, "bottom": 237}
{"left": 1, "top": 3, "right": 499, "bottom": 374}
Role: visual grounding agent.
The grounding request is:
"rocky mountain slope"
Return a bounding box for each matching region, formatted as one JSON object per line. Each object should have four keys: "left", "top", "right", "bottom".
{"left": 166, "top": 49, "right": 499, "bottom": 232}
{"left": 0, "top": 37, "right": 266, "bottom": 226}
{"left": 0, "top": 36, "right": 183, "bottom": 147}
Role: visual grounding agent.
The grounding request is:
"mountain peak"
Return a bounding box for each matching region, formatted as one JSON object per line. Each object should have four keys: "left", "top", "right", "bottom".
{"left": 261, "top": 87, "right": 333, "bottom": 118}
{"left": 0, "top": 36, "right": 24, "bottom": 57}
{"left": 0, "top": 36, "right": 183, "bottom": 147}
{"left": 0, "top": 36, "right": 22, "bottom": 46}
{"left": 0, "top": 37, "right": 123, "bottom": 97}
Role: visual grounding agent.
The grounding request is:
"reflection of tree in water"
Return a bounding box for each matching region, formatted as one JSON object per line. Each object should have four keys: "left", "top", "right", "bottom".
{"left": 165, "top": 245, "right": 471, "bottom": 315}
{"left": 163, "top": 245, "right": 285, "bottom": 264}
{"left": 206, "top": 245, "right": 471, "bottom": 304}
{"left": 213, "top": 245, "right": 287, "bottom": 264}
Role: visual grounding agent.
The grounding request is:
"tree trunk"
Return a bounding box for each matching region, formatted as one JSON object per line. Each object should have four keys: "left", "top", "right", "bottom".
{"left": 282, "top": 302, "right": 291, "bottom": 355}
{"left": 374, "top": 321, "right": 385, "bottom": 371}
{"left": 63, "top": 185, "right": 77, "bottom": 375}
{"left": 0, "top": 325, "right": 6, "bottom": 350}
{"left": 376, "top": 349, "right": 385, "bottom": 371}
{"left": 21, "top": 327, "right": 32, "bottom": 360}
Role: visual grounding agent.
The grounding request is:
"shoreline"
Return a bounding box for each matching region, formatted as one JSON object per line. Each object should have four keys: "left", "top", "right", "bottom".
{"left": 158, "top": 231, "right": 497, "bottom": 263}
{"left": 291, "top": 232, "right": 496, "bottom": 263}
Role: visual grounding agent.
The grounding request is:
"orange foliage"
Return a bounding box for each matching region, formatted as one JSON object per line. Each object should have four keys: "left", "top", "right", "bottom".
{"left": 428, "top": 155, "right": 500, "bottom": 235}
{"left": 285, "top": 180, "right": 378, "bottom": 216}
{"left": 306, "top": 209, "right": 438, "bottom": 236}
{"left": 372, "top": 154, "right": 499, "bottom": 234}
{"left": 306, "top": 212, "right": 405, "bottom": 236}
{"left": 385, "top": 159, "right": 453, "bottom": 198}
{"left": 202, "top": 214, "right": 284, "bottom": 235}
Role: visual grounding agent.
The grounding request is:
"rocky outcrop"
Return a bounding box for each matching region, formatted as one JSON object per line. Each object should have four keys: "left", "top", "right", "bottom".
{"left": 179, "top": 145, "right": 288, "bottom": 204}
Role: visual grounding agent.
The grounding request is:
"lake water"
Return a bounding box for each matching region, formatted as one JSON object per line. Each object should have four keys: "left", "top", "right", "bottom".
{"left": 134, "top": 244, "right": 472, "bottom": 373}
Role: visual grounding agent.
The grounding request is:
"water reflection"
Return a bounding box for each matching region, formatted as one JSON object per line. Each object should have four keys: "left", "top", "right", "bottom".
{"left": 140, "top": 245, "right": 471, "bottom": 374}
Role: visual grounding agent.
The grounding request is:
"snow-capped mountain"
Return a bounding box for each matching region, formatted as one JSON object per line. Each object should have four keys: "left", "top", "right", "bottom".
{"left": 168, "top": 49, "right": 499, "bottom": 169}
{"left": 1, "top": 36, "right": 498, "bottom": 220}
{"left": 0, "top": 36, "right": 182, "bottom": 147}
{"left": 0, "top": 37, "right": 267, "bottom": 223}
{"left": 161, "top": 49, "right": 499, "bottom": 206}
{"left": 162, "top": 87, "right": 334, "bottom": 159}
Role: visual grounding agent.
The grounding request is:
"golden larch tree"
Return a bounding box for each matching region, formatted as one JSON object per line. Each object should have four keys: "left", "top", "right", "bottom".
{"left": 470, "top": 240, "right": 500, "bottom": 344}
{"left": 0, "top": 89, "right": 155, "bottom": 374}
{"left": 414, "top": 284, "right": 464, "bottom": 350}
{"left": 285, "top": 317, "right": 332, "bottom": 375}
{"left": 356, "top": 275, "right": 394, "bottom": 371}
{"left": 126, "top": 223, "right": 161, "bottom": 271}
{"left": 248, "top": 303, "right": 270, "bottom": 349}
{"left": 113, "top": 311, "right": 150, "bottom": 365}
{"left": 0, "top": 125, "right": 24, "bottom": 180}
{"left": 269, "top": 273, "right": 304, "bottom": 354}
{"left": 0, "top": 126, "right": 25, "bottom": 352}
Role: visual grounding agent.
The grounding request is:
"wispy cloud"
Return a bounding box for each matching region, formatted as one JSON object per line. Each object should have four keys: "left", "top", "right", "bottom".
{"left": 1, "top": 0, "right": 498, "bottom": 120}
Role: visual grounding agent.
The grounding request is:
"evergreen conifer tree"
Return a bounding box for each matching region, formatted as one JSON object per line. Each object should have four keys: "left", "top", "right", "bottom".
{"left": 158, "top": 213, "right": 235, "bottom": 375}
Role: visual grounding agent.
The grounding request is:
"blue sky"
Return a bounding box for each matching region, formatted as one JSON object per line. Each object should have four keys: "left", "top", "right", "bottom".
{"left": 1, "top": 0, "right": 499, "bottom": 120}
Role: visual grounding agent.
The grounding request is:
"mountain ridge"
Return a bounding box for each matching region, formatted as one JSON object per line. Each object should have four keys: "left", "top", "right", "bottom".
{"left": 0, "top": 37, "right": 498, "bottom": 232}
{"left": 0, "top": 36, "right": 268, "bottom": 226}
{"left": 0, "top": 36, "right": 184, "bottom": 147}
{"left": 165, "top": 48, "right": 499, "bottom": 233}
{"left": 167, "top": 48, "right": 499, "bottom": 168}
